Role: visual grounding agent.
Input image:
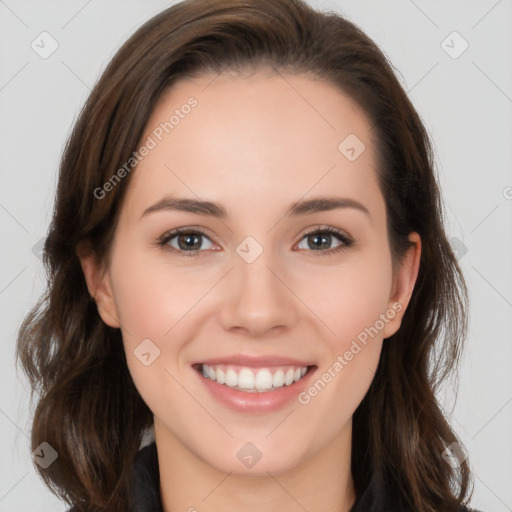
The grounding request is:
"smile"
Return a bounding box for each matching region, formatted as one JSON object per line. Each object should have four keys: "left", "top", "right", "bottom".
{"left": 197, "top": 363, "right": 311, "bottom": 392}
{"left": 192, "top": 362, "right": 318, "bottom": 414}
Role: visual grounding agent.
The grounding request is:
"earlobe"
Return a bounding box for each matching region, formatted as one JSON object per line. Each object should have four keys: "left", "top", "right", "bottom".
{"left": 76, "top": 245, "right": 121, "bottom": 329}
{"left": 382, "top": 232, "right": 422, "bottom": 339}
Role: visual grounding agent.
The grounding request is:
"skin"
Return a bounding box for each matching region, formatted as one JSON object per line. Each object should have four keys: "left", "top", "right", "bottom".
{"left": 78, "top": 68, "right": 421, "bottom": 512}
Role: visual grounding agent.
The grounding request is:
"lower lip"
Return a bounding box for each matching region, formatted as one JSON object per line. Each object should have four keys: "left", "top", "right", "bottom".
{"left": 194, "top": 366, "right": 317, "bottom": 414}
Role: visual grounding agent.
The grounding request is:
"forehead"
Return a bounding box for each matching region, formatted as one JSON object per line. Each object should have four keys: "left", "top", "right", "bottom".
{"left": 152, "top": 69, "right": 374, "bottom": 152}
{"left": 120, "top": 70, "right": 381, "bottom": 224}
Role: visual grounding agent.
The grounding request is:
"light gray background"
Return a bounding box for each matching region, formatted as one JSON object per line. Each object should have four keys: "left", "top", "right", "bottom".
{"left": 1, "top": 1, "right": 511, "bottom": 511}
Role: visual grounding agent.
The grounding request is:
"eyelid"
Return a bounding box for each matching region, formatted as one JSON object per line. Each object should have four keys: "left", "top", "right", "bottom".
{"left": 299, "top": 225, "right": 353, "bottom": 242}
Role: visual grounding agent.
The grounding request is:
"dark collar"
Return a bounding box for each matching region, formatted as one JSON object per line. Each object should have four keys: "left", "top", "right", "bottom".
{"left": 130, "top": 441, "right": 163, "bottom": 511}
{"left": 64, "top": 441, "right": 479, "bottom": 511}
{"left": 129, "top": 442, "right": 480, "bottom": 511}
{"left": 129, "top": 441, "right": 397, "bottom": 512}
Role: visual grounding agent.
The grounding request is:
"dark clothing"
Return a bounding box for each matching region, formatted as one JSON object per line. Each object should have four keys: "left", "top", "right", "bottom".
{"left": 127, "top": 441, "right": 482, "bottom": 512}
{"left": 66, "top": 441, "right": 481, "bottom": 511}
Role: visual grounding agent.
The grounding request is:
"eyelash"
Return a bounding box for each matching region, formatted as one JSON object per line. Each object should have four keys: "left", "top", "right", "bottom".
{"left": 155, "top": 226, "right": 354, "bottom": 258}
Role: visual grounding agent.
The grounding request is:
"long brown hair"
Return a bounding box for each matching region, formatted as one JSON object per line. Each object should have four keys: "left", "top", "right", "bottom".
{"left": 16, "top": 0, "right": 473, "bottom": 510}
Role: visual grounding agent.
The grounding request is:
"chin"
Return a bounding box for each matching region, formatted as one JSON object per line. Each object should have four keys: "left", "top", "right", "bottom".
{"left": 199, "top": 439, "right": 308, "bottom": 477}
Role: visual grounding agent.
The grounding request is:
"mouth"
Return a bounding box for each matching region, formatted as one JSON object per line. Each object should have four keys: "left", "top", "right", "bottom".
{"left": 192, "top": 363, "right": 317, "bottom": 393}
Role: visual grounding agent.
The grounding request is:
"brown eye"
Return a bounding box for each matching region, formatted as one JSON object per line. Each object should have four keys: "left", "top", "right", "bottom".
{"left": 157, "top": 228, "right": 215, "bottom": 257}
{"left": 297, "top": 227, "right": 353, "bottom": 256}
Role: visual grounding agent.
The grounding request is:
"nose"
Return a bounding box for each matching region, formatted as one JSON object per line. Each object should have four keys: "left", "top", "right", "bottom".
{"left": 218, "top": 247, "right": 299, "bottom": 338}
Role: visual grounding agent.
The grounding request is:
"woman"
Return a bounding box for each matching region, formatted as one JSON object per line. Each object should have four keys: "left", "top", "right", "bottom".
{"left": 16, "top": 0, "right": 481, "bottom": 510}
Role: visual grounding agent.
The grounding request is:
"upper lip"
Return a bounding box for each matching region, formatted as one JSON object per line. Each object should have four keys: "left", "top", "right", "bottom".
{"left": 193, "top": 354, "right": 316, "bottom": 368}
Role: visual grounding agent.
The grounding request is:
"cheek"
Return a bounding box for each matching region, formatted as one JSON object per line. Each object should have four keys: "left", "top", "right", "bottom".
{"left": 297, "top": 246, "right": 393, "bottom": 348}
{"left": 296, "top": 257, "right": 389, "bottom": 432}
{"left": 293, "top": 244, "right": 391, "bottom": 416}
{"left": 109, "top": 248, "right": 211, "bottom": 347}
{"left": 109, "top": 249, "right": 222, "bottom": 403}
{"left": 337, "top": 269, "right": 392, "bottom": 344}
{"left": 110, "top": 253, "right": 204, "bottom": 422}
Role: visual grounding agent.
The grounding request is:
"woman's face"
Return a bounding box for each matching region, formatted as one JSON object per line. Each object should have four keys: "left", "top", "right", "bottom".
{"left": 80, "top": 69, "right": 420, "bottom": 476}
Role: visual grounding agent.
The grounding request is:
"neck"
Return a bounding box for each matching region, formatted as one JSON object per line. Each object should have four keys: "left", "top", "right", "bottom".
{"left": 154, "top": 418, "right": 356, "bottom": 512}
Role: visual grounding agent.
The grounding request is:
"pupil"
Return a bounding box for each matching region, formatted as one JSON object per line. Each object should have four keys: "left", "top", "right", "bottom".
{"left": 310, "top": 233, "right": 330, "bottom": 250}
{"left": 179, "top": 234, "right": 200, "bottom": 250}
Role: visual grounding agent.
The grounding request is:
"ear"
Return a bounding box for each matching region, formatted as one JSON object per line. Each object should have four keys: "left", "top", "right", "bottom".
{"left": 76, "top": 243, "right": 121, "bottom": 328}
{"left": 382, "top": 232, "right": 421, "bottom": 339}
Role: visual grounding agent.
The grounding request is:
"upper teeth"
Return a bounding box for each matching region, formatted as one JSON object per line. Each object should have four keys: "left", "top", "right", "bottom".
{"left": 201, "top": 364, "right": 308, "bottom": 392}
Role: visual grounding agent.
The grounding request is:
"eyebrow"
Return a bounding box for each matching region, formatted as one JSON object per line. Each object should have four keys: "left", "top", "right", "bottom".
{"left": 139, "top": 195, "right": 371, "bottom": 220}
